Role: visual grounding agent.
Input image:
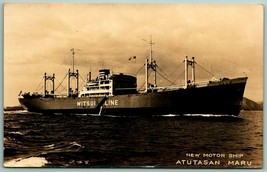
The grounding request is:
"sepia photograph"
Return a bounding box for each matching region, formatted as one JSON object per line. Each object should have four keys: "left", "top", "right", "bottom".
{"left": 3, "top": 3, "right": 263, "bottom": 168}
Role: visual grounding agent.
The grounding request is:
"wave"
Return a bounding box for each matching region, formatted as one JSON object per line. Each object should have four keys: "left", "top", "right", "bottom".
{"left": 4, "top": 157, "right": 48, "bottom": 167}
{"left": 4, "top": 110, "right": 28, "bottom": 115}
{"left": 160, "top": 113, "right": 238, "bottom": 118}
{"left": 69, "top": 142, "right": 84, "bottom": 148}
{"left": 9, "top": 131, "right": 24, "bottom": 135}
{"left": 78, "top": 113, "right": 101, "bottom": 117}
{"left": 43, "top": 144, "right": 55, "bottom": 149}
{"left": 4, "top": 110, "right": 43, "bottom": 116}
{"left": 182, "top": 114, "right": 238, "bottom": 118}
{"left": 42, "top": 141, "right": 85, "bottom": 153}
{"left": 161, "top": 114, "right": 180, "bottom": 117}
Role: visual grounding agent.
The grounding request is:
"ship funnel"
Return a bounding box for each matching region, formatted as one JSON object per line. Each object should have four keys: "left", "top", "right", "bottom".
{"left": 99, "top": 69, "right": 110, "bottom": 80}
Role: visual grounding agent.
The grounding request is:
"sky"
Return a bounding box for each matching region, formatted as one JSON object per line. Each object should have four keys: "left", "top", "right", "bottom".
{"left": 4, "top": 3, "right": 263, "bottom": 106}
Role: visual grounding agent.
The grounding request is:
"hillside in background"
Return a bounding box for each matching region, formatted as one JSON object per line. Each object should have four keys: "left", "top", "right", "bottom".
{"left": 241, "top": 97, "right": 263, "bottom": 111}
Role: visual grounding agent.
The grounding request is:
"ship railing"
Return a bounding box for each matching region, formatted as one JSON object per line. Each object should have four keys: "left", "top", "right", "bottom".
{"left": 54, "top": 94, "right": 68, "bottom": 98}
{"left": 194, "top": 81, "right": 209, "bottom": 87}
{"left": 157, "top": 86, "right": 184, "bottom": 91}
{"left": 155, "top": 81, "right": 210, "bottom": 90}
{"left": 137, "top": 85, "right": 184, "bottom": 93}
{"left": 80, "top": 93, "right": 111, "bottom": 97}
{"left": 85, "top": 84, "right": 112, "bottom": 90}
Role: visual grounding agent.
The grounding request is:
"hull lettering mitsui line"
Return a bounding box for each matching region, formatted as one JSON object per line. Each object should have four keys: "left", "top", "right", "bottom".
{"left": 19, "top": 38, "right": 248, "bottom": 116}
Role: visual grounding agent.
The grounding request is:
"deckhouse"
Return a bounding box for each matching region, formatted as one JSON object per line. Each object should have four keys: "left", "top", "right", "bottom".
{"left": 79, "top": 69, "right": 137, "bottom": 97}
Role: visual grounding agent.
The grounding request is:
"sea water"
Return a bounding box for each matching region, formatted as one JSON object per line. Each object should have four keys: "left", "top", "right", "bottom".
{"left": 3, "top": 111, "right": 263, "bottom": 168}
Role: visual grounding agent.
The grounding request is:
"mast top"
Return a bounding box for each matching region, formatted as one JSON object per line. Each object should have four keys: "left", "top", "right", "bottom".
{"left": 149, "top": 35, "right": 155, "bottom": 63}
{"left": 70, "top": 48, "right": 75, "bottom": 73}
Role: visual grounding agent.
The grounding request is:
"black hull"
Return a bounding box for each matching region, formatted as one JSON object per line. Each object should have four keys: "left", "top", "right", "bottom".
{"left": 19, "top": 77, "right": 247, "bottom": 116}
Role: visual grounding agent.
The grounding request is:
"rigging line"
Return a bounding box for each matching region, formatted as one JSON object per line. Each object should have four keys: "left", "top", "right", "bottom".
{"left": 56, "top": 80, "right": 67, "bottom": 92}
{"left": 173, "top": 70, "right": 185, "bottom": 85}
{"left": 156, "top": 65, "right": 169, "bottom": 77}
{"left": 195, "top": 62, "right": 214, "bottom": 77}
{"left": 138, "top": 82, "right": 146, "bottom": 91}
{"left": 138, "top": 70, "right": 153, "bottom": 91}
{"left": 156, "top": 70, "right": 176, "bottom": 85}
{"left": 55, "top": 73, "right": 68, "bottom": 92}
{"left": 168, "top": 61, "right": 184, "bottom": 77}
{"left": 135, "top": 64, "right": 145, "bottom": 76}
{"left": 58, "top": 84, "right": 67, "bottom": 93}
{"left": 34, "top": 78, "right": 44, "bottom": 92}
{"left": 79, "top": 74, "right": 87, "bottom": 87}
{"left": 79, "top": 74, "right": 86, "bottom": 83}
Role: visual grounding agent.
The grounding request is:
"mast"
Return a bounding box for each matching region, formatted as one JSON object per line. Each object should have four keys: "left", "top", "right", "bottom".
{"left": 145, "top": 59, "right": 148, "bottom": 93}
{"left": 149, "top": 35, "right": 157, "bottom": 87}
{"left": 184, "top": 56, "right": 196, "bottom": 89}
{"left": 149, "top": 35, "right": 154, "bottom": 64}
{"left": 184, "top": 55, "right": 188, "bottom": 89}
{"left": 145, "top": 35, "right": 157, "bottom": 93}
{"left": 44, "top": 73, "right": 46, "bottom": 96}
{"left": 71, "top": 48, "right": 75, "bottom": 73}
{"left": 43, "top": 73, "right": 55, "bottom": 97}
{"left": 153, "top": 59, "right": 156, "bottom": 88}
{"left": 68, "top": 48, "right": 79, "bottom": 97}
{"left": 191, "top": 57, "right": 195, "bottom": 84}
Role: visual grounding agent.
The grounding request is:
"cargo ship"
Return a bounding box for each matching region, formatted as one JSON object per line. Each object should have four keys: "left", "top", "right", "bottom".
{"left": 18, "top": 39, "right": 248, "bottom": 116}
